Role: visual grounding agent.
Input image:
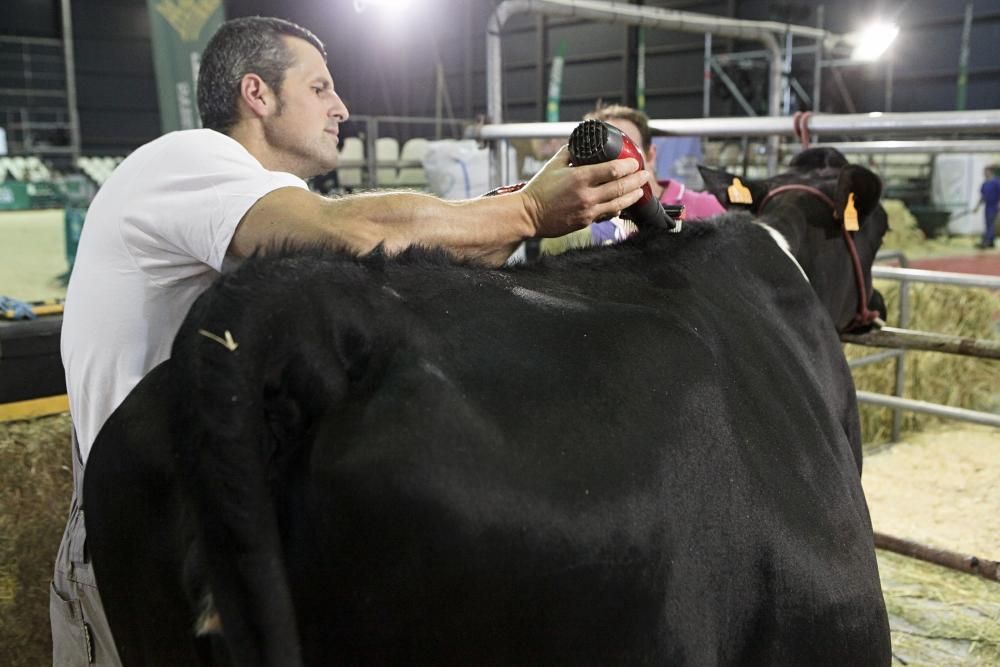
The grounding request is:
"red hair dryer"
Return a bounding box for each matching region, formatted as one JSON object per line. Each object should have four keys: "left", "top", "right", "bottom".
{"left": 568, "top": 119, "right": 680, "bottom": 231}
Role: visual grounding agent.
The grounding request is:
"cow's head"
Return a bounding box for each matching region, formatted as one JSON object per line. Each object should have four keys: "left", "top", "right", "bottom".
{"left": 699, "top": 149, "right": 888, "bottom": 333}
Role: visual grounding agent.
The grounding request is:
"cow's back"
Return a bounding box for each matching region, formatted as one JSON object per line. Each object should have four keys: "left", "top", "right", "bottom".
{"left": 227, "top": 219, "right": 888, "bottom": 665}
{"left": 91, "top": 216, "right": 890, "bottom": 666}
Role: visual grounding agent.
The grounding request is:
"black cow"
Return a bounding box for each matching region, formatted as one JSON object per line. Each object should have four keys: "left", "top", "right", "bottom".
{"left": 84, "top": 151, "right": 891, "bottom": 666}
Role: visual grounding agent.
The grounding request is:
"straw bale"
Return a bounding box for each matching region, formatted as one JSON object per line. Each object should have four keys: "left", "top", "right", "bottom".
{"left": 846, "top": 279, "right": 999, "bottom": 446}
{"left": 0, "top": 413, "right": 73, "bottom": 666}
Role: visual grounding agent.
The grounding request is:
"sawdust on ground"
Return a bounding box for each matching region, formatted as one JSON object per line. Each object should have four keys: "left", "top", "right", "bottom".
{"left": 863, "top": 425, "right": 1000, "bottom": 560}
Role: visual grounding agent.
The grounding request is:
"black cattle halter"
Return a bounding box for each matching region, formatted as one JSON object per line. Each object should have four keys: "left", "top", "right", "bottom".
{"left": 758, "top": 184, "right": 883, "bottom": 333}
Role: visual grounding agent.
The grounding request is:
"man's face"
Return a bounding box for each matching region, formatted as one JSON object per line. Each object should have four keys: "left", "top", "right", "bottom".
{"left": 262, "top": 36, "right": 349, "bottom": 178}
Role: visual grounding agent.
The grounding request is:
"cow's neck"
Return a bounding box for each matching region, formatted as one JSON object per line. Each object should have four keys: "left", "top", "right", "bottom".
{"left": 758, "top": 202, "right": 859, "bottom": 331}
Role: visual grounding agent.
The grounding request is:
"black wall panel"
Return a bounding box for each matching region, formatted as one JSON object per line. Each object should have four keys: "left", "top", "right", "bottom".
{"left": 2, "top": 0, "right": 999, "bottom": 154}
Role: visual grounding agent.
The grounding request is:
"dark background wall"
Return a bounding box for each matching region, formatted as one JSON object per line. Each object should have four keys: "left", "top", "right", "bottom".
{"left": 0, "top": 0, "right": 998, "bottom": 155}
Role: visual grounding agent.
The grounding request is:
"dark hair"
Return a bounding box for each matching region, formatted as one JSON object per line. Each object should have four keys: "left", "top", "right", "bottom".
{"left": 584, "top": 104, "right": 653, "bottom": 150}
{"left": 197, "top": 16, "right": 327, "bottom": 133}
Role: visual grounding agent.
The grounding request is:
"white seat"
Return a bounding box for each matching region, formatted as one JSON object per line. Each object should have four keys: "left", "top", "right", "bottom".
{"left": 397, "top": 138, "right": 429, "bottom": 187}
{"left": 6, "top": 156, "right": 26, "bottom": 181}
{"left": 375, "top": 137, "right": 399, "bottom": 187}
{"left": 337, "top": 137, "right": 364, "bottom": 188}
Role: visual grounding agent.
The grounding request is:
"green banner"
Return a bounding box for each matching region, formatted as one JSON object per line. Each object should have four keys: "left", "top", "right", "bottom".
{"left": 146, "top": 0, "right": 225, "bottom": 133}
{"left": 636, "top": 28, "right": 646, "bottom": 112}
{"left": 546, "top": 41, "right": 567, "bottom": 122}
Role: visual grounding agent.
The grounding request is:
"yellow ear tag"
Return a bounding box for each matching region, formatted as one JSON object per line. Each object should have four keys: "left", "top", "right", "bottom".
{"left": 843, "top": 193, "right": 859, "bottom": 231}
{"left": 727, "top": 177, "right": 753, "bottom": 205}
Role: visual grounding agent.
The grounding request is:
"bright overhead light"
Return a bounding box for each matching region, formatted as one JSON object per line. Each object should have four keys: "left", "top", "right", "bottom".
{"left": 850, "top": 22, "right": 899, "bottom": 62}
{"left": 354, "top": 0, "right": 412, "bottom": 12}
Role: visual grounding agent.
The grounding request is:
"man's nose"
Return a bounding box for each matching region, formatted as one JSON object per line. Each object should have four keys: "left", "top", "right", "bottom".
{"left": 330, "top": 93, "right": 349, "bottom": 122}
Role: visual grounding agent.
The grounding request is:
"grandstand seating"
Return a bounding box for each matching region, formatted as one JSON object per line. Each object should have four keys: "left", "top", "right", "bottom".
{"left": 397, "top": 138, "right": 430, "bottom": 187}
{"left": 76, "top": 156, "right": 123, "bottom": 186}
{"left": 335, "top": 136, "right": 430, "bottom": 190}
{"left": 375, "top": 137, "right": 400, "bottom": 187}
{"left": 337, "top": 137, "right": 364, "bottom": 189}
{"left": 0, "top": 155, "right": 52, "bottom": 183}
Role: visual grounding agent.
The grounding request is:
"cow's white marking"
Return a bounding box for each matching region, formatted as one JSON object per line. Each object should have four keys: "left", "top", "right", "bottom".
{"left": 755, "top": 222, "right": 808, "bottom": 281}
{"left": 511, "top": 286, "right": 589, "bottom": 311}
{"left": 381, "top": 285, "right": 403, "bottom": 300}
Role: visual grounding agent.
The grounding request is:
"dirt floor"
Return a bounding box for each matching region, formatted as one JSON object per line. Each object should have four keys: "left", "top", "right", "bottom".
{"left": 865, "top": 426, "right": 1000, "bottom": 666}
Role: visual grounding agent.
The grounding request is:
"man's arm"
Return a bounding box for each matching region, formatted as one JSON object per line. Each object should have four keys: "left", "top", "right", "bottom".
{"left": 230, "top": 146, "right": 647, "bottom": 266}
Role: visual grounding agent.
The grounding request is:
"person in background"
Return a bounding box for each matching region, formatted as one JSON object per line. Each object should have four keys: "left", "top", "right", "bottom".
{"left": 583, "top": 103, "right": 725, "bottom": 244}
{"left": 973, "top": 164, "right": 999, "bottom": 249}
{"left": 540, "top": 104, "right": 724, "bottom": 255}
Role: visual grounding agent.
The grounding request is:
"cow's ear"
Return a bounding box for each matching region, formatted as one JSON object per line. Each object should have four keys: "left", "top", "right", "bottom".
{"left": 835, "top": 165, "right": 883, "bottom": 223}
{"left": 698, "top": 166, "right": 768, "bottom": 211}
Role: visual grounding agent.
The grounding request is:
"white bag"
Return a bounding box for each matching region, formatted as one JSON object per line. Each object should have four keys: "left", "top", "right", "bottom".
{"left": 422, "top": 140, "right": 491, "bottom": 200}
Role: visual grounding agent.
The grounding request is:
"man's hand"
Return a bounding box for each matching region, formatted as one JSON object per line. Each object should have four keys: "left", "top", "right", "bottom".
{"left": 518, "top": 145, "right": 648, "bottom": 238}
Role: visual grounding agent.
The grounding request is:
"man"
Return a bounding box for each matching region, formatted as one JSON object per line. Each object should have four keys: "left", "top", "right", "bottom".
{"left": 974, "top": 164, "right": 1000, "bottom": 249}
{"left": 51, "top": 16, "right": 647, "bottom": 666}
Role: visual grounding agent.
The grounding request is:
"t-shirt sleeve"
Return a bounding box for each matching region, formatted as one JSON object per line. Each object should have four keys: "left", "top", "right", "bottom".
{"left": 122, "top": 132, "right": 307, "bottom": 282}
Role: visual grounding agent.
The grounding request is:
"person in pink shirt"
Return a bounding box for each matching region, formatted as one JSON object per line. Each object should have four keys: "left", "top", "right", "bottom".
{"left": 583, "top": 104, "right": 724, "bottom": 245}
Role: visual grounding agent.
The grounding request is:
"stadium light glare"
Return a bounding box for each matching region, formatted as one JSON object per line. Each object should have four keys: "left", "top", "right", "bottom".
{"left": 354, "top": 0, "right": 412, "bottom": 12}
{"left": 849, "top": 22, "right": 899, "bottom": 62}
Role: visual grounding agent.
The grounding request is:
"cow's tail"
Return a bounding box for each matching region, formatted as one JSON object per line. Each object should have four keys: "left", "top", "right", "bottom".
{"left": 170, "top": 260, "right": 377, "bottom": 667}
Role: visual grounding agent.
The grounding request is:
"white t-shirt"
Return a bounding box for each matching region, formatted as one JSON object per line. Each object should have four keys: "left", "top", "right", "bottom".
{"left": 61, "top": 129, "right": 307, "bottom": 463}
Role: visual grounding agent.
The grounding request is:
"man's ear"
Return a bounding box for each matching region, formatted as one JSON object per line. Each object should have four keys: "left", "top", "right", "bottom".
{"left": 239, "top": 73, "right": 276, "bottom": 119}
{"left": 697, "top": 165, "right": 768, "bottom": 212}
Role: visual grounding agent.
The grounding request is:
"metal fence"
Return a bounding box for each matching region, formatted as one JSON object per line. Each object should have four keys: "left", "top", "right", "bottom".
{"left": 843, "top": 253, "right": 1000, "bottom": 440}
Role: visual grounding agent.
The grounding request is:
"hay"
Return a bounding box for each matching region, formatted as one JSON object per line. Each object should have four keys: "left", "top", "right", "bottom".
{"left": 878, "top": 549, "right": 1000, "bottom": 666}
{"left": 882, "top": 199, "right": 982, "bottom": 259}
{"left": 0, "top": 413, "right": 73, "bottom": 667}
{"left": 846, "top": 280, "right": 1000, "bottom": 447}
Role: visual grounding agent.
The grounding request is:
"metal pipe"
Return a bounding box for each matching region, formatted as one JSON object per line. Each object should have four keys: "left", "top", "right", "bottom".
{"left": 855, "top": 391, "right": 1000, "bottom": 428}
{"left": 782, "top": 28, "right": 793, "bottom": 116}
{"left": 842, "top": 326, "right": 1000, "bottom": 360}
{"left": 469, "top": 110, "right": 1000, "bottom": 141}
{"left": 847, "top": 348, "right": 904, "bottom": 368}
{"left": 710, "top": 61, "right": 757, "bottom": 117}
{"left": 485, "top": 0, "right": 833, "bottom": 183}
{"left": 812, "top": 5, "right": 824, "bottom": 116}
{"left": 871, "top": 266, "right": 1000, "bottom": 289}
{"left": 59, "top": 0, "right": 81, "bottom": 161}
{"left": 804, "top": 140, "right": 1000, "bottom": 154}
{"left": 875, "top": 532, "right": 1000, "bottom": 582}
{"left": 702, "top": 32, "right": 711, "bottom": 118}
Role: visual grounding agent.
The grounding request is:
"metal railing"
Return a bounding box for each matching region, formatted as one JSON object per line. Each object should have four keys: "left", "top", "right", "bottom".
{"left": 844, "top": 252, "right": 1000, "bottom": 440}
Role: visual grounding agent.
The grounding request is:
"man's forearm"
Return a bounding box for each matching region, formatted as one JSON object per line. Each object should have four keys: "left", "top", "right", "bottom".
{"left": 326, "top": 190, "right": 535, "bottom": 266}
{"left": 232, "top": 187, "right": 536, "bottom": 266}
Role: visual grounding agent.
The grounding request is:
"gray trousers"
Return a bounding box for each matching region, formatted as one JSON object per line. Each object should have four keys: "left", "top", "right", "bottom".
{"left": 50, "top": 431, "right": 122, "bottom": 666}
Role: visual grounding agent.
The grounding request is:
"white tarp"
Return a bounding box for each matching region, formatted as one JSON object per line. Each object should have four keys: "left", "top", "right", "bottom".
{"left": 931, "top": 153, "right": 1000, "bottom": 235}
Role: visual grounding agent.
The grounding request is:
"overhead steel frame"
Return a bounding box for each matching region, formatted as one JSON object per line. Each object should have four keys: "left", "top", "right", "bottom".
{"left": 485, "top": 0, "right": 844, "bottom": 185}
{"left": 471, "top": 109, "right": 1000, "bottom": 142}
